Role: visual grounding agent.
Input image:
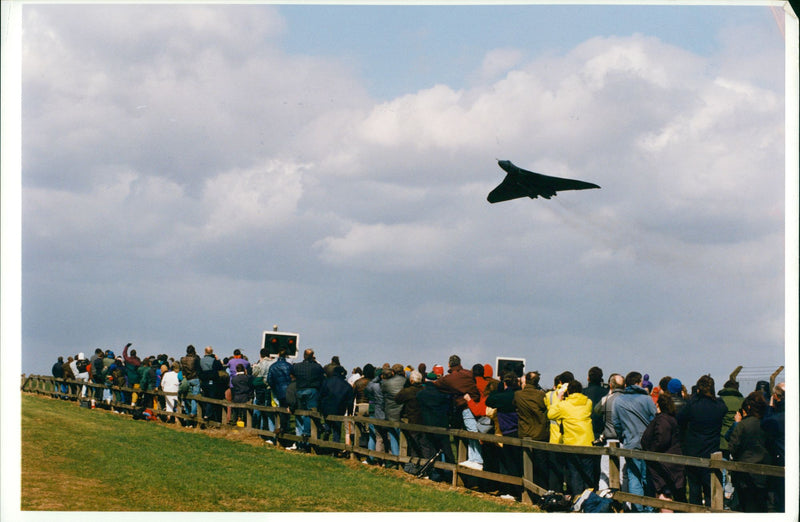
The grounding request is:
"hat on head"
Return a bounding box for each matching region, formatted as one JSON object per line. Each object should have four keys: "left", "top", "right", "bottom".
{"left": 432, "top": 364, "right": 444, "bottom": 376}
{"left": 78, "top": 352, "right": 85, "bottom": 360}
{"left": 667, "top": 378, "right": 683, "bottom": 395}
{"left": 426, "top": 372, "right": 438, "bottom": 381}
{"left": 483, "top": 364, "right": 493, "bottom": 379}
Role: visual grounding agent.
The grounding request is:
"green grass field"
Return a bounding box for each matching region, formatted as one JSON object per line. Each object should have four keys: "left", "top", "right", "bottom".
{"left": 21, "top": 393, "right": 538, "bottom": 512}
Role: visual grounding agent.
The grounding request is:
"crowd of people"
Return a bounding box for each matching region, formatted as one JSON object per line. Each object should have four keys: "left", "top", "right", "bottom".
{"left": 49, "top": 344, "right": 785, "bottom": 513}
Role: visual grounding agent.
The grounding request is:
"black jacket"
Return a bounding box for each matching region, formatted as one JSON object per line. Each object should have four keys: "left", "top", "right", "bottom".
{"left": 677, "top": 393, "right": 727, "bottom": 457}
{"left": 319, "top": 375, "right": 355, "bottom": 417}
{"left": 416, "top": 382, "right": 452, "bottom": 428}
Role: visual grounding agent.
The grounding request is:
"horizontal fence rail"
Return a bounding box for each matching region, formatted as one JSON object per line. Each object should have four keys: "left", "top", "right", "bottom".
{"left": 23, "top": 374, "right": 784, "bottom": 513}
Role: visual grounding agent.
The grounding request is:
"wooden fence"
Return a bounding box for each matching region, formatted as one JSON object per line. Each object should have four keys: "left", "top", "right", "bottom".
{"left": 23, "top": 374, "right": 784, "bottom": 513}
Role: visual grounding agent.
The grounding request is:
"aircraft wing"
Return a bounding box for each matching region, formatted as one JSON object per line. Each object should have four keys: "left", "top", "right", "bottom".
{"left": 487, "top": 174, "right": 527, "bottom": 203}
{"left": 534, "top": 169, "right": 601, "bottom": 192}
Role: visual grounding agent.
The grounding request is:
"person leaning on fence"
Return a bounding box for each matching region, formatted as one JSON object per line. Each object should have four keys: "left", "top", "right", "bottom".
{"left": 676, "top": 374, "right": 727, "bottom": 508}
{"left": 513, "top": 370, "right": 549, "bottom": 494}
{"left": 547, "top": 380, "right": 596, "bottom": 499}
{"left": 613, "top": 371, "right": 657, "bottom": 512}
{"left": 641, "top": 393, "right": 686, "bottom": 511}
{"left": 727, "top": 391, "right": 771, "bottom": 512}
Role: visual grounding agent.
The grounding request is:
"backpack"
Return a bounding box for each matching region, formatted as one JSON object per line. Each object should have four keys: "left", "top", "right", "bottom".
{"left": 538, "top": 492, "right": 572, "bottom": 512}
{"left": 76, "top": 359, "right": 89, "bottom": 373}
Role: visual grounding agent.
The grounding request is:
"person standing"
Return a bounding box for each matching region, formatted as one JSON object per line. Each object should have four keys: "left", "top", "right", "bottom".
{"left": 267, "top": 348, "right": 293, "bottom": 442}
{"left": 641, "top": 393, "right": 686, "bottom": 510}
{"left": 179, "top": 345, "right": 202, "bottom": 426}
{"left": 677, "top": 374, "right": 727, "bottom": 507}
{"left": 718, "top": 379, "right": 744, "bottom": 501}
{"left": 761, "top": 382, "right": 785, "bottom": 512}
{"left": 122, "top": 343, "right": 141, "bottom": 405}
{"left": 513, "top": 371, "right": 549, "bottom": 492}
{"left": 75, "top": 352, "right": 91, "bottom": 399}
{"left": 594, "top": 373, "right": 625, "bottom": 491}
{"left": 544, "top": 372, "right": 572, "bottom": 493}
{"left": 380, "top": 364, "right": 407, "bottom": 458}
{"left": 251, "top": 348, "right": 275, "bottom": 435}
{"left": 613, "top": 371, "right": 657, "bottom": 512}
{"left": 62, "top": 356, "right": 76, "bottom": 399}
{"left": 291, "top": 348, "right": 325, "bottom": 451}
{"left": 416, "top": 372, "right": 455, "bottom": 482}
{"left": 547, "top": 380, "right": 596, "bottom": 497}
{"left": 160, "top": 361, "right": 181, "bottom": 423}
{"left": 727, "top": 392, "right": 771, "bottom": 512}
{"left": 395, "top": 370, "right": 425, "bottom": 471}
{"left": 319, "top": 365, "right": 355, "bottom": 445}
{"left": 198, "top": 346, "right": 224, "bottom": 423}
{"left": 52, "top": 356, "right": 65, "bottom": 399}
{"left": 230, "top": 363, "right": 254, "bottom": 426}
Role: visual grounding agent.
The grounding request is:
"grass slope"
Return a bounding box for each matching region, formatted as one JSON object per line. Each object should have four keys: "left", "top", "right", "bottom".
{"left": 21, "top": 394, "right": 537, "bottom": 512}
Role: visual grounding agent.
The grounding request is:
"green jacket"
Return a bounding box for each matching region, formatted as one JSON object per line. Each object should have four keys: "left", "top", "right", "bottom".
{"left": 138, "top": 365, "right": 157, "bottom": 392}
{"left": 718, "top": 387, "right": 743, "bottom": 451}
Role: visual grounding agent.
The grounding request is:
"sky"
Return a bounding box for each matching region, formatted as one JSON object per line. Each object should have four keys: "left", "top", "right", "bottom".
{"left": 5, "top": 2, "right": 796, "bottom": 393}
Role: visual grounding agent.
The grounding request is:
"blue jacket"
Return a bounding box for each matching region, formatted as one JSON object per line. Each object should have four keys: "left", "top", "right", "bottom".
{"left": 267, "top": 357, "right": 292, "bottom": 401}
{"left": 612, "top": 385, "right": 656, "bottom": 450}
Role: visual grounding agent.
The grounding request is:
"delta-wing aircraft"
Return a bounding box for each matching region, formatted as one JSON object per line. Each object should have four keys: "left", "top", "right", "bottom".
{"left": 487, "top": 160, "right": 600, "bottom": 203}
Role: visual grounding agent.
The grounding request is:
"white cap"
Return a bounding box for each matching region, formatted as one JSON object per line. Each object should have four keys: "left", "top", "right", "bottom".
{"left": 78, "top": 352, "right": 85, "bottom": 359}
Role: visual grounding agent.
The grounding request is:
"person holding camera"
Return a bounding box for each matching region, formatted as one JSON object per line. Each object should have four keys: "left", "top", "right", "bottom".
{"left": 547, "top": 380, "right": 596, "bottom": 498}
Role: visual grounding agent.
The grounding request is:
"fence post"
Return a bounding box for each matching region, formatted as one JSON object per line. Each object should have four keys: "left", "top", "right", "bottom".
{"left": 522, "top": 443, "right": 534, "bottom": 505}
{"left": 454, "top": 435, "right": 467, "bottom": 487}
{"left": 349, "top": 417, "right": 358, "bottom": 461}
{"left": 609, "top": 440, "right": 621, "bottom": 489}
{"left": 710, "top": 451, "right": 724, "bottom": 511}
{"left": 399, "top": 427, "right": 408, "bottom": 462}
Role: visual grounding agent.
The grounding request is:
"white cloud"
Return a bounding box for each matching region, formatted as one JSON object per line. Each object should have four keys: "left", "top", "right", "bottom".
{"left": 314, "top": 221, "right": 463, "bottom": 272}
{"left": 202, "top": 160, "right": 306, "bottom": 238}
